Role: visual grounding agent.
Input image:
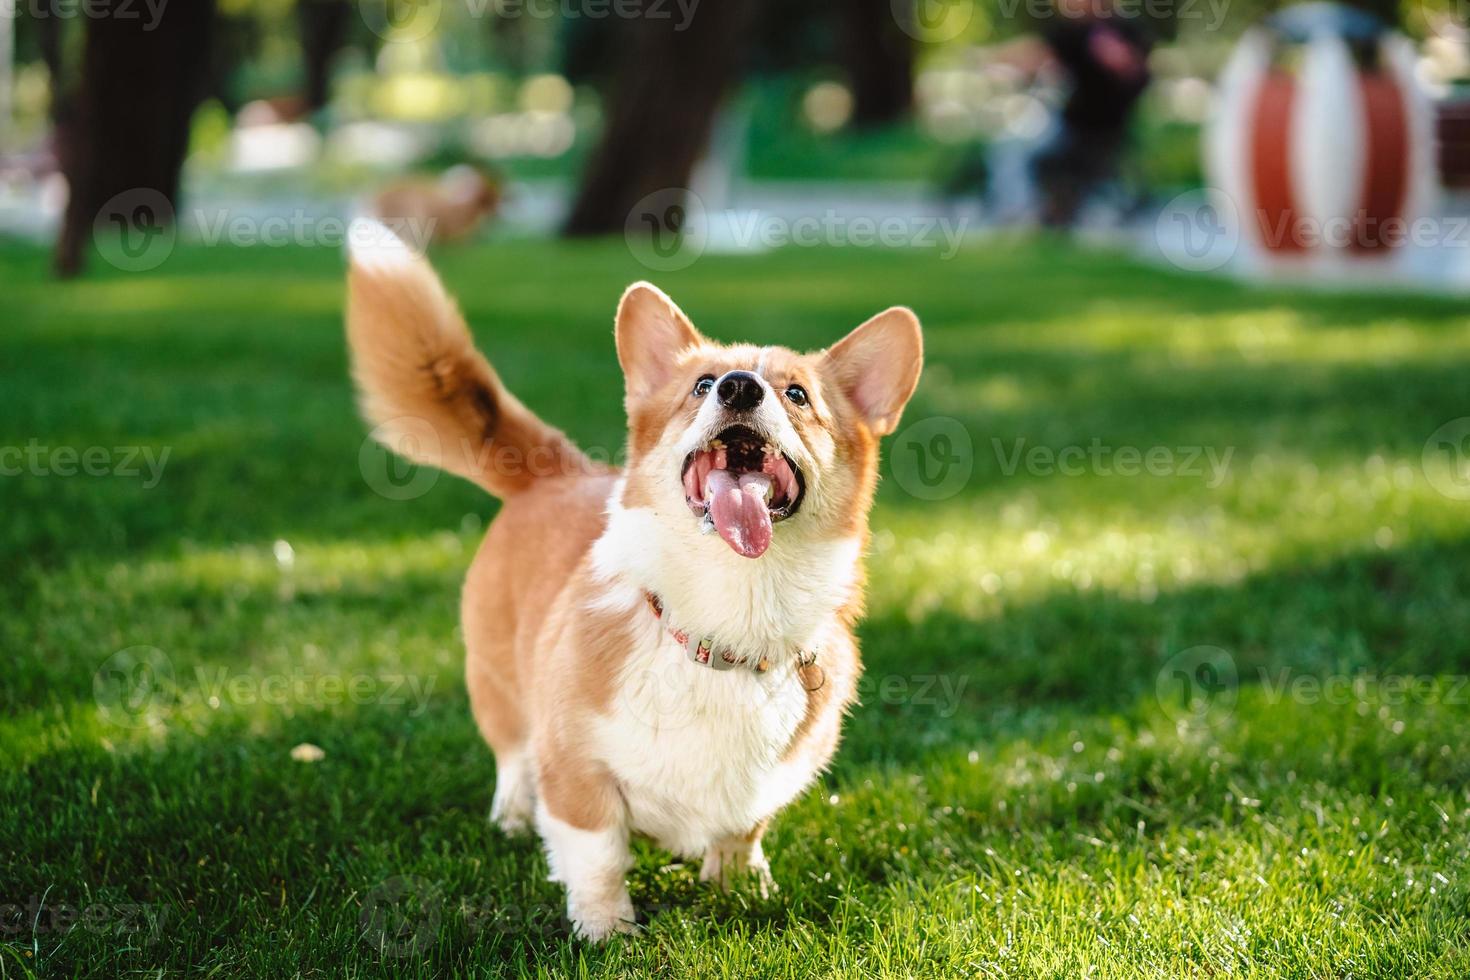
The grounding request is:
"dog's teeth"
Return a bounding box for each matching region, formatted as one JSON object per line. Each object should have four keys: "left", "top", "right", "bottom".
{"left": 709, "top": 439, "right": 724, "bottom": 450}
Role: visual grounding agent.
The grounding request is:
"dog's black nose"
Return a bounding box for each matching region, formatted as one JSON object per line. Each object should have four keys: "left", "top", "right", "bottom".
{"left": 717, "top": 371, "right": 764, "bottom": 411}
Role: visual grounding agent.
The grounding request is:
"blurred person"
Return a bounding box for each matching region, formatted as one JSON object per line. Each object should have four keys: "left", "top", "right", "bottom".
{"left": 983, "top": 0, "right": 1153, "bottom": 228}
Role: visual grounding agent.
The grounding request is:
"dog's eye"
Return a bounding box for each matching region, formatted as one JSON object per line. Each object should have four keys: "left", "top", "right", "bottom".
{"left": 784, "top": 384, "right": 809, "bottom": 407}
{"left": 692, "top": 375, "right": 716, "bottom": 397}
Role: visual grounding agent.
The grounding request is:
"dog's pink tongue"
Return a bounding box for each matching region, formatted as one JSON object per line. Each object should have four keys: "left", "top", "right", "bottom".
{"left": 706, "top": 470, "right": 773, "bottom": 559}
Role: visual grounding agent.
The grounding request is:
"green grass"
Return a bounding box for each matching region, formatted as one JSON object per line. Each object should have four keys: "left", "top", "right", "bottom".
{"left": 3, "top": 236, "right": 1470, "bottom": 977}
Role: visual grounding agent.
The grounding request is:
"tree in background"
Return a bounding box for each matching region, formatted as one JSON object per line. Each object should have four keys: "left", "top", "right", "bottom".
{"left": 840, "top": 0, "right": 914, "bottom": 126}
{"left": 562, "top": 0, "right": 925, "bottom": 235}
{"left": 562, "top": 0, "right": 758, "bottom": 236}
{"left": 299, "top": 0, "right": 352, "bottom": 113}
{"left": 54, "top": 0, "right": 218, "bottom": 277}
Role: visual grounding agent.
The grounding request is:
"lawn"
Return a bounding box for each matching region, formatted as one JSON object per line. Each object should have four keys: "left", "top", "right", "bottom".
{"left": 3, "top": 236, "right": 1469, "bottom": 978}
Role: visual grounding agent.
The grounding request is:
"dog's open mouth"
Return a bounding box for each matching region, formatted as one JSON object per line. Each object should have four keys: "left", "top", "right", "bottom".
{"left": 681, "top": 425, "right": 805, "bottom": 559}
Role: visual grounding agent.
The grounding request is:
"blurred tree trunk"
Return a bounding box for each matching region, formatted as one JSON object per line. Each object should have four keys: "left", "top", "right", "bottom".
{"left": 36, "top": 6, "right": 69, "bottom": 125}
{"left": 299, "top": 0, "right": 350, "bottom": 113}
{"left": 55, "top": 0, "right": 216, "bottom": 277}
{"left": 840, "top": 0, "right": 913, "bottom": 127}
{"left": 37, "top": 6, "right": 76, "bottom": 180}
{"left": 562, "top": 0, "right": 756, "bottom": 237}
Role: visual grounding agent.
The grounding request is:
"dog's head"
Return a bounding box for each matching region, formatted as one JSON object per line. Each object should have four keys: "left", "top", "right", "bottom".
{"left": 614, "top": 283, "right": 923, "bottom": 560}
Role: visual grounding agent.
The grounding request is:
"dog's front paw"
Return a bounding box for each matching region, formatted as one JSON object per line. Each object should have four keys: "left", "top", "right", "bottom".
{"left": 700, "top": 841, "right": 776, "bottom": 898}
{"left": 568, "top": 892, "right": 637, "bottom": 942}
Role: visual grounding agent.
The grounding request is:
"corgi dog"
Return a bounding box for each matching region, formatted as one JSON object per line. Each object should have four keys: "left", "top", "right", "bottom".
{"left": 344, "top": 224, "right": 922, "bottom": 940}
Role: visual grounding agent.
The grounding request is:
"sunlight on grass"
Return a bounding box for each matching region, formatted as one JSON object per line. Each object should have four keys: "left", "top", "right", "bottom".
{"left": 870, "top": 455, "right": 1458, "bottom": 624}
{"left": 980, "top": 305, "right": 1470, "bottom": 368}
{"left": 104, "top": 527, "right": 482, "bottom": 598}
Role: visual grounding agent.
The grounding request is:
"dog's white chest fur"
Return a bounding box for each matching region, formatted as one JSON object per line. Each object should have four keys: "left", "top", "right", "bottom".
{"left": 585, "top": 493, "right": 861, "bottom": 854}
{"left": 593, "top": 623, "right": 812, "bottom": 854}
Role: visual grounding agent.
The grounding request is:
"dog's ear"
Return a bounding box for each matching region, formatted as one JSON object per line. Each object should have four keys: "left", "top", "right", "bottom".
{"left": 615, "top": 282, "right": 704, "bottom": 401}
{"left": 824, "top": 307, "right": 924, "bottom": 436}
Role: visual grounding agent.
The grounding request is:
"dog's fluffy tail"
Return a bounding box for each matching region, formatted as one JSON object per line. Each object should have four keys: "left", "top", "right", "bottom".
{"left": 345, "top": 220, "right": 587, "bottom": 497}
